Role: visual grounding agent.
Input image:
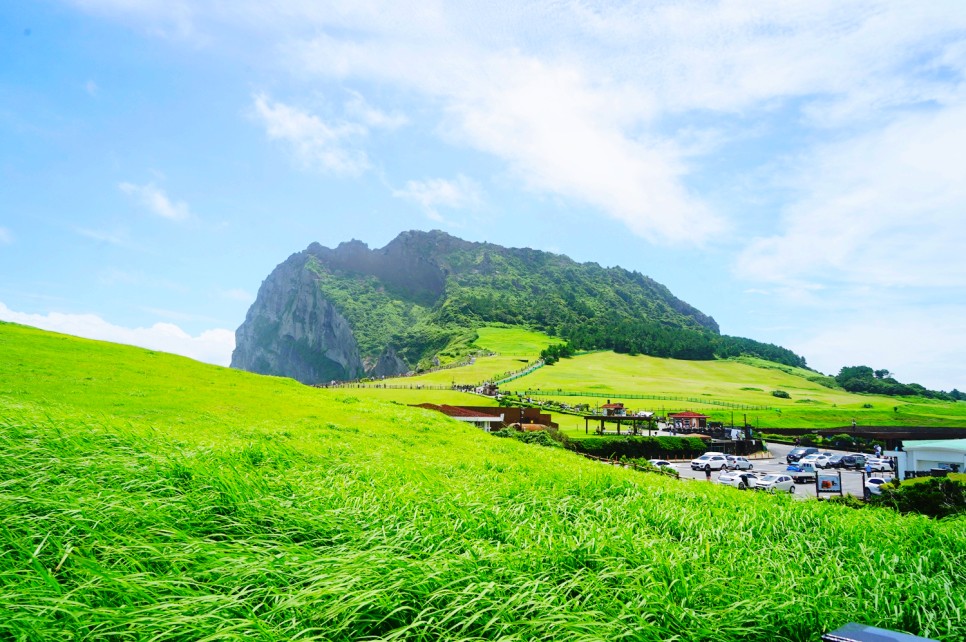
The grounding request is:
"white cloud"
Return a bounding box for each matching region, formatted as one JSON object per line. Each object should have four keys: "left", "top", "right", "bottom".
{"left": 737, "top": 102, "right": 966, "bottom": 290}
{"left": 291, "top": 36, "right": 722, "bottom": 243}
{"left": 84, "top": 80, "right": 98, "bottom": 96}
{"left": 119, "top": 181, "right": 191, "bottom": 221}
{"left": 70, "top": 2, "right": 966, "bottom": 245}
{"left": 0, "top": 227, "right": 12, "bottom": 245}
{"left": 251, "top": 93, "right": 370, "bottom": 176}
{"left": 0, "top": 302, "right": 235, "bottom": 366}
{"left": 791, "top": 308, "right": 966, "bottom": 392}
{"left": 345, "top": 90, "right": 407, "bottom": 130}
{"left": 392, "top": 174, "right": 481, "bottom": 221}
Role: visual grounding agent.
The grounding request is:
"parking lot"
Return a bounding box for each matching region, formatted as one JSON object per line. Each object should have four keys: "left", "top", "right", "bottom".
{"left": 670, "top": 441, "right": 896, "bottom": 500}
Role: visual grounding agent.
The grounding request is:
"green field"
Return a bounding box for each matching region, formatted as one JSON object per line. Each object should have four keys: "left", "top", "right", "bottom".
{"left": 3, "top": 321, "right": 965, "bottom": 640}
{"left": 377, "top": 326, "right": 554, "bottom": 387}
{"left": 373, "top": 328, "right": 966, "bottom": 430}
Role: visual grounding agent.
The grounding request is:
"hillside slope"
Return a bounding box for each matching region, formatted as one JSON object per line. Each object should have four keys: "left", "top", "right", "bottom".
{"left": 233, "top": 230, "right": 804, "bottom": 384}
{"left": 2, "top": 321, "right": 965, "bottom": 640}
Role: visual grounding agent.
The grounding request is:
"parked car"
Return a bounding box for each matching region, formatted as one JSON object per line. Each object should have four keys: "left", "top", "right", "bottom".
{"left": 840, "top": 453, "right": 867, "bottom": 469}
{"left": 786, "top": 447, "right": 819, "bottom": 464}
{"left": 756, "top": 474, "right": 796, "bottom": 493}
{"left": 726, "top": 455, "right": 753, "bottom": 470}
{"left": 648, "top": 459, "right": 673, "bottom": 468}
{"left": 717, "top": 470, "right": 759, "bottom": 490}
{"left": 864, "top": 476, "right": 889, "bottom": 500}
{"left": 866, "top": 457, "right": 892, "bottom": 472}
{"left": 801, "top": 453, "right": 830, "bottom": 468}
{"left": 826, "top": 453, "right": 846, "bottom": 468}
{"left": 690, "top": 453, "right": 729, "bottom": 471}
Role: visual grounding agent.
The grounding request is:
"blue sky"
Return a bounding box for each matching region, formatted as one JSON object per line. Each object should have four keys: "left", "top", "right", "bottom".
{"left": 2, "top": 1, "right": 965, "bottom": 391}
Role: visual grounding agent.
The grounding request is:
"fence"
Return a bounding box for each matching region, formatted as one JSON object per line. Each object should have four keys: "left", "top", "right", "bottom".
{"left": 495, "top": 360, "right": 545, "bottom": 385}
{"left": 518, "top": 389, "right": 774, "bottom": 411}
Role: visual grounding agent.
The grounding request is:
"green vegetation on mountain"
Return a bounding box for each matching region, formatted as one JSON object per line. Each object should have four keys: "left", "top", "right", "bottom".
{"left": 233, "top": 231, "right": 809, "bottom": 383}
{"left": 835, "top": 365, "right": 963, "bottom": 401}
{"left": 4, "top": 321, "right": 966, "bottom": 640}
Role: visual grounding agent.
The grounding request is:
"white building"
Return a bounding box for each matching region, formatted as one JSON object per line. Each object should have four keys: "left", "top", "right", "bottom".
{"left": 901, "top": 438, "right": 966, "bottom": 473}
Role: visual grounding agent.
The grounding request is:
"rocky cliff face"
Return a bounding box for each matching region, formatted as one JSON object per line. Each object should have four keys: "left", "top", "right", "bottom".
{"left": 367, "top": 346, "right": 411, "bottom": 379}
{"left": 230, "top": 252, "right": 367, "bottom": 384}
{"left": 231, "top": 230, "right": 744, "bottom": 384}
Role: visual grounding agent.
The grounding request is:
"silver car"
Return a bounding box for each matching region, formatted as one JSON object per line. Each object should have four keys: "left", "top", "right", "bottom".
{"left": 756, "top": 473, "right": 796, "bottom": 493}
{"left": 726, "top": 455, "right": 753, "bottom": 470}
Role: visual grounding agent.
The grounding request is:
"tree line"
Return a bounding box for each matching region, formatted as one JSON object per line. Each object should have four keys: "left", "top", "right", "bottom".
{"left": 835, "top": 365, "right": 962, "bottom": 400}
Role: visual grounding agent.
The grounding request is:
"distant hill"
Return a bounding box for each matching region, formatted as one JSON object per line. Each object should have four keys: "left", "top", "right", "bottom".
{"left": 232, "top": 230, "right": 806, "bottom": 384}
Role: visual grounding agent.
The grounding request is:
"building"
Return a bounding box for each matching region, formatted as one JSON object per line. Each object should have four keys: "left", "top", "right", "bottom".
{"left": 900, "top": 438, "right": 966, "bottom": 473}
{"left": 414, "top": 404, "right": 505, "bottom": 431}
{"left": 600, "top": 402, "right": 626, "bottom": 416}
{"left": 667, "top": 411, "right": 709, "bottom": 429}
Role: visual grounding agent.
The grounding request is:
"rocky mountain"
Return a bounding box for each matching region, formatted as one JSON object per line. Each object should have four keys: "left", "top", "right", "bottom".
{"left": 232, "top": 230, "right": 804, "bottom": 384}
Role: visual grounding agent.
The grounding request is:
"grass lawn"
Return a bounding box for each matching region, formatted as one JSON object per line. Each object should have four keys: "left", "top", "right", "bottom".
{"left": 2, "top": 321, "right": 965, "bottom": 640}
{"left": 376, "top": 325, "right": 552, "bottom": 386}
{"left": 361, "top": 328, "right": 966, "bottom": 428}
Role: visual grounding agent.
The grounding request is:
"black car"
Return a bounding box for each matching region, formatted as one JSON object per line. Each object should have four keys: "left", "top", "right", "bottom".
{"left": 826, "top": 453, "right": 846, "bottom": 468}
{"left": 840, "top": 453, "right": 867, "bottom": 469}
{"left": 786, "top": 447, "right": 819, "bottom": 464}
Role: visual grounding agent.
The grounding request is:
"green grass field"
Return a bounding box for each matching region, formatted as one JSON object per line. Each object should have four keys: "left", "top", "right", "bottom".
{"left": 376, "top": 326, "right": 554, "bottom": 386}
{"left": 374, "top": 327, "right": 966, "bottom": 429}
{"left": 3, "top": 321, "right": 965, "bottom": 640}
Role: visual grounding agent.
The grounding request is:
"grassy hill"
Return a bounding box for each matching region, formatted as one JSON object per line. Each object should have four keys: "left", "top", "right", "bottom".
{"left": 2, "top": 321, "right": 965, "bottom": 640}
{"left": 372, "top": 327, "right": 966, "bottom": 431}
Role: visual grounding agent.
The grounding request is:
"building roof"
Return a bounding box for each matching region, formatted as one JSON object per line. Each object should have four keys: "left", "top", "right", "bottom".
{"left": 601, "top": 403, "right": 624, "bottom": 409}
{"left": 668, "top": 411, "right": 710, "bottom": 418}
{"left": 903, "top": 438, "right": 966, "bottom": 454}
{"left": 414, "top": 403, "right": 503, "bottom": 420}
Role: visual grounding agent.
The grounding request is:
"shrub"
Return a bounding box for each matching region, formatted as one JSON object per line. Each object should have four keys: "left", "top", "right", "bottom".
{"left": 829, "top": 434, "right": 856, "bottom": 448}
{"left": 825, "top": 495, "right": 866, "bottom": 510}
{"left": 570, "top": 436, "right": 707, "bottom": 460}
{"left": 874, "top": 477, "right": 966, "bottom": 518}
{"left": 771, "top": 390, "right": 791, "bottom": 399}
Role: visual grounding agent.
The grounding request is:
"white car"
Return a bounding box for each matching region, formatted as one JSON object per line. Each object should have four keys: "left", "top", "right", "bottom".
{"left": 756, "top": 474, "right": 796, "bottom": 493}
{"left": 726, "top": 455, "right": 753, "bottom": 470}
{"left": 864, "top": 476, "right": 889, "bottom": 500}
{"left": 690, "top": 453, "right": 729, "bottom": 471}
{"left": 648, "top": 459, "right": 673, "bottom": 468}
{"left": 812, "top": 454, "right": 833, "bottom": 468}
{"left": 798, "top": 453, "right": 828, "bottom": 468}
{"left": 866, "top": 457, "right": 892, "bottom": 472}
{"left": 717, "top": 470, "right": 758, "bottom": 490}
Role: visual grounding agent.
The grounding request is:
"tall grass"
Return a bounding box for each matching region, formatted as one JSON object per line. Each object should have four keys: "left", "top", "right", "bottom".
{"left": 2, "top": 412, "right": 964, "bottom": 640}
{"left": 2, "top": 322, "right": 965, "bottom": 640}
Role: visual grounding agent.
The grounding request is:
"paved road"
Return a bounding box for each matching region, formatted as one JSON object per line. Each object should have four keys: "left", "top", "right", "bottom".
{"left": 668, "top": 442, "right": 896, "bottom": 500}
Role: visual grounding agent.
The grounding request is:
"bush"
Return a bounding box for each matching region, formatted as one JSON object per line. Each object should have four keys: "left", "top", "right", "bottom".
{"left": 771, "top": 390, "right": 791, "bottom": 399}
{"left": 829, "top": 433, "right": 856, "bottom": 449}
{"left": 825, "top": 495, "right": 866, "bottom": 510}
{"left": 624, "top": 458, "right": 680, "bottom": 479}
{"left": 570, "top": 436, "right": 707, "bottom": 460}
{"left": 492, "top": 428, "right": 562, "bottom": 449}
{"left": 874, "top": 477, "right": 966, "bottom": 518}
